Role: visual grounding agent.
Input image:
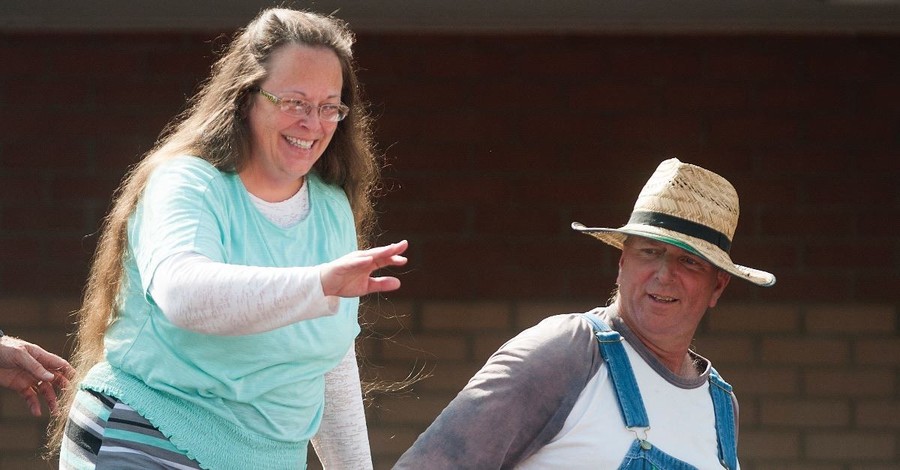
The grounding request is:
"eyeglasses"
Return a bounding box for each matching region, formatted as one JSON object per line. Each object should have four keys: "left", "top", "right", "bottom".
{"left": 254, "top": 88, "right": 349, "bottom": 122}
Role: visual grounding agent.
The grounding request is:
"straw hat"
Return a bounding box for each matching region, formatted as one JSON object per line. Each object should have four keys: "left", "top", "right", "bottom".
{"left": 572, "top": 158, "right": 775, "bottom": 286}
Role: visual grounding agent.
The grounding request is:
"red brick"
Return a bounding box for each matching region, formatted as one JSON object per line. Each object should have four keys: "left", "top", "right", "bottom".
{"left": 468, "top": 265, "right": 570, "bottom": 299}
{"left": 0, "top": 237, "right": 41, "bottom": 263}
{"left": 392, "top": 264, "right": 467, "bottom": 299}
{"left": 0, "top": 39, "right": 53, "bottom": 77}
{"left": 5, "top": 77, "right": 94, "bottom": 111}
{"left": 724, "top": 367, "right": 800, "bottom": 395}
{"left": 94, "top": 136, "right": 149, "bottom": 170}
{"left": 574, "top": 81, "right": 660, "bottom": 111}
{"left": 2, "top": 127, "right": 92, "bottom": 170}
{"left": 0, "top": 454, "right": 59, "bottom": 470}
{"left": 383, "top": 334, "right": 467, "bottom": 361}
{"left": 501, "top": 36, "right": 608, "bottom": 76}
{"left": 366, "top": 425, "right": 420, "bottom": 461}
{"left": 0, "top": 174, "right": 47, "bottom": 202}
{"left": 708, "top": 115, "right": 802, "bottom": 146}
{"left": 47, "top": 298, "right": 81, "bottom": 327}
{"left": 750, "top": 146, "right": 854, "bottom": 175}
{"left": 514, "top": 301, "right": 596, "bottom": 330}
{"left": 857, "top": 209, "right": 900, "bottom": 236}
{"left": 419, "top": 239, "right": 512, "bottom": 274}
{"left": 754, "top": 84, "right": 849, "bottom": 112}
{"left": 762, "top": 338, "right": 849, "bottom": 365}
{"left": 604, "top": 38, "right": 704, "bottom": 80}
{"left": 729, "top": 177, "right": 802, "bottom": 210}
{"left": 476, "top": 140, "right": 570, "bottom": 175}
{"left": 145, "top": 36, "right": 217, "bottom": 78}
{"left": 805, "top": 241, "right": 894, "bottom": 270}
{"left": 0, "top": 299, "right": 45, "bottom": 328}
{"left": 418, "top": 38, "right": 518, "bottom": 81}
{"left": 0, "top": 263, "right": 87, "bottom": 295}
{"left": 806, "top": 175, "right": 896, "bottom": 206}
{"left": 568, "top": 270, "right": 619, "bottom": 299}
{"left": 420, "top": 301, "right": 511, "bottom": 331}
{"left": 2, "top": 204, "right": 87, "bottom": 232}
{"left": 753, "top": 273, "right": 852, "bottom": 303}
{"left": 728, "top": 240, "right": 799, "bottom": 272}
{"left": 856, "top": 338, "right": 900, "bottom": 365}
{"left": 49, "top": 175, "right": 122, "bottom": 202}
{"left": 705, "top": 40, "right": 804, "bottom": 80}
{"left": 471, "top": 206, "right": 562, "bottom": 236}
{"left": 856, "top": 401, "right": 900, "bottom": 428}
{"left": 95, "top": 76, "right": 192, "bottom": 114}
{"left": 360, "top": 299, "right": 415, "bottom": 333}
{"left": 664, "top": 84, "right": 749, "bottom": 111}
{"left": 807, "top": 116, "right": 897, "bottom": 145}
{"left": 807, "top": 41, "right": 900, "bottom": 81}
{"left": 375, "top": 393, "right": 450, "bottom": 425}
{"left": 604, "top": 114, "right": 705, "bottom": 145}
{"left": 708, "top": 304, "right": 800, "bottom": 332}
{"left": 738, "top": 397, "right": 758, "bottom": 426}
{"left": 738, "top": 430, "right": 801, "bottom": 459}
{"left": 760, "top": 399, "right": 850, "bottom": 427}
{"left": 692, "top": 337, "right": 756, "bottom": 364}
{"left": 42, "top": 36, "right": 150, "bottom": 79}
{"left": 858, "top": 83, "right": 900, "bottom": 111}
{"left": 805, "top": 432, "right": 896, "bottom": 460}
{"left": 0, "top": 421, "right": 44, "bottom": 451}
{"left": 474, "top": 78, "right": 570, "bottom": 112}
{"left": 805, "top": 304, "right": 896, "bottom": 333}
{"left": 518, "top": 174, "right": 626, "bottom": 208}
{"left": 377, "top": 204, "right": 469, "bottom": 237}
{"left": 848, "top": 465, "right": 900, "bottom": 470}
{"left": 855, "top": 273, "right": 900, "bottom": 301}
{"left": 400, "top": 362, "right": 481, "bottom": 393}
{"left": 805, "top": 370, "right": 895, "bottom": 398}
{"left": 396, "top": 175, "right": 514, "bottom": 207}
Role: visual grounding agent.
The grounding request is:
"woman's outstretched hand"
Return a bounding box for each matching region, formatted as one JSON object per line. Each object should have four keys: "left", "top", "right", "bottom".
{"left": 320, "top": 240, "right": 409, "bottom": 297}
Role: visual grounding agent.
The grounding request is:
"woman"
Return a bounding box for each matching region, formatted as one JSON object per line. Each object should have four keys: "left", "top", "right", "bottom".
{"left": 49, "top": 8, "right": 406, "bottom": 469}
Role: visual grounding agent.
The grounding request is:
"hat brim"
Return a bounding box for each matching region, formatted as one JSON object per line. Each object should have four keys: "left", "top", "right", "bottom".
{"left": 572, "top": 222, "right": 776, "bottom": 287}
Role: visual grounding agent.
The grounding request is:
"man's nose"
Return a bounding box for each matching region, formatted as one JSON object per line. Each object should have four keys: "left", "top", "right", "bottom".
{"left": 655, "top": 257, "right": 677, "bottom": 283}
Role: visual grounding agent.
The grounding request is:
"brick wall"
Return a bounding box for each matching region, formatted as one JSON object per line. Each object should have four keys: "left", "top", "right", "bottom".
{"left": 0, "top": 32, "right": 898, "bottom": 469}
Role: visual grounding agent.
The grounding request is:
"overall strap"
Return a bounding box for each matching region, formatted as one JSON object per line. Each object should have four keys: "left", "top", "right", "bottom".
{"left": 580, "top": 313, "right": 650, "bottom": 429}
{"left": 708, "top": 368, "right": 739, "bottom": 470}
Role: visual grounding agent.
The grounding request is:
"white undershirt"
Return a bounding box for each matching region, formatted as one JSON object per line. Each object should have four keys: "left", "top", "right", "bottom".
{"left": 149, "top": 181, "right": 372, "bottom": 469}
{"left": 516, "top": 339, "right": 727, "bottom": 469}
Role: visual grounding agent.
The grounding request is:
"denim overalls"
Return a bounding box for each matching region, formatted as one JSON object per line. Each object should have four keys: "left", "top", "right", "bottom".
{"left": 581, "top": 314, "right": 739, "bottom": 470}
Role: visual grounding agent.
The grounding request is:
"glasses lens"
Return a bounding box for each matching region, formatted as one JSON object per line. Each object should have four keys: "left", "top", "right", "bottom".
{"left": 320, "top": 105, "right": 349, "bottom": 122}
{"left": 280, "top": 99, "right": 310, "bottom": 116}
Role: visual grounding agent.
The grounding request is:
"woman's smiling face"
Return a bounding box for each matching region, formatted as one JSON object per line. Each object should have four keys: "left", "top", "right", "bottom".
{"left": 242, "top": 43, "right": 343, "bottom": 201}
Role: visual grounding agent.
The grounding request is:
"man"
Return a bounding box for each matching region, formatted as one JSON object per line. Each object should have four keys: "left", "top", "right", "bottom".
{"left": 0, "top": 329, "right": 74, "bottom": 416}
{"left": 395, "top": 158, "right": 774, "bottom": 469}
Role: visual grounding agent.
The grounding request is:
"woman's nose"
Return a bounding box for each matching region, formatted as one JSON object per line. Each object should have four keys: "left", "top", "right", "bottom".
{"left": 296, "top": 108, "right": 324, "bottom": 129}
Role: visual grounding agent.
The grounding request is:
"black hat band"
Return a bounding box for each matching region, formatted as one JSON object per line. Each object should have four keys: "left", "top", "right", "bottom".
{"left": 629, "top": 211, "right": 732, "bottom": 253}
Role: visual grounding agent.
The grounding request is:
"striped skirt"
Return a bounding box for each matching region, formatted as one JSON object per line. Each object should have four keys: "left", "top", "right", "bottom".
{"left": 60, "top": 389, "right": 203, "bottom": 470}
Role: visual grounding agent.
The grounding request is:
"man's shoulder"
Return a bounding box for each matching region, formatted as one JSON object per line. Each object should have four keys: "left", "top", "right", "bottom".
{"left": 492, "top": 309, "right": 605, "bottom": 377}
{"left": 518, "top": 308, "right": 607, "bottom": 344}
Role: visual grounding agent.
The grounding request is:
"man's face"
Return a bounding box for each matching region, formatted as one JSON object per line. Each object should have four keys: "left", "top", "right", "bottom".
{"left": 616, "top": 236, "right": 731, "bottom": 343}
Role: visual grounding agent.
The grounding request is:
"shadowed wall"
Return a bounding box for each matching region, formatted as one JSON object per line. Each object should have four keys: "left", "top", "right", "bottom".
{"left": 0, "top": 32, "right": 898, "bottom": 469}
